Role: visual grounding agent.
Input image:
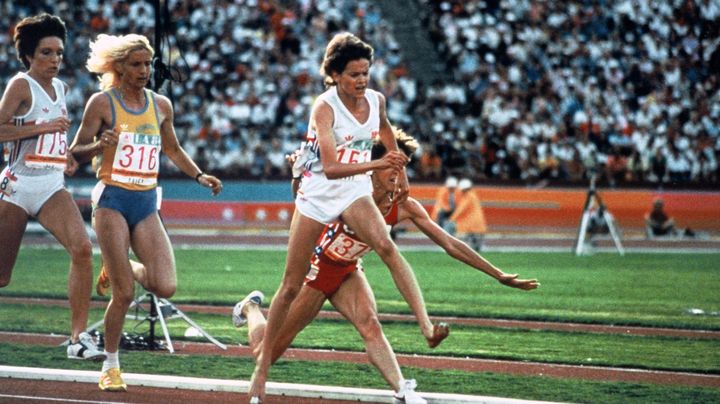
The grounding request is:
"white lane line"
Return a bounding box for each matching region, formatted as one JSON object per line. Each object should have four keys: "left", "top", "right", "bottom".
{"left": 0, "top": 394, "right": 127, "bottom": 404}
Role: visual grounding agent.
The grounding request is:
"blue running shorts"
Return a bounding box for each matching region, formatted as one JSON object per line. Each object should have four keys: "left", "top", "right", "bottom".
{"left": 92, "top": 183, "right": 157, "bottom": 230}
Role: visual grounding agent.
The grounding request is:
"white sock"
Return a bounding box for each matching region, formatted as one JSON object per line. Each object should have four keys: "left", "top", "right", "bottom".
{"left": 102, "top": 351, "right": 119, "bottom": 372}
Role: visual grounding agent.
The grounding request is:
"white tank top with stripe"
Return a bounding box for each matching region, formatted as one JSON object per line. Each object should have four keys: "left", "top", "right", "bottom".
{"left": 298, "top": 86, "right": 381, "bottom": 178}
{"left": 4, "top": 72, "right": 69, "bottom": 176}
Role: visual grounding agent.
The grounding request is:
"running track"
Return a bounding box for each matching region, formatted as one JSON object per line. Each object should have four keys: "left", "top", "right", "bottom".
{"left": 1, "top": 297, "right": 718, "bottom": 388}
{"left": 3, "top": 230, "right": 718, "bottom": 402}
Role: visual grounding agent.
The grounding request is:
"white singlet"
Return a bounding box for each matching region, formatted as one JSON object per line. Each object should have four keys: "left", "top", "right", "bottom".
{"left": 4, "top": 72, "right": 69, "bottom": 176}
{"left": 295, "top": 86, "right": 381, "bottom": 224}
{"left": 0, "top": 72, "right": 68, "bottom": 215}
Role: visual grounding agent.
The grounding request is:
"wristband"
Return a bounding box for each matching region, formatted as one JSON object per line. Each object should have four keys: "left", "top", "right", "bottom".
{"left": 195, "top": 172, "right": 204, "bottom": 183}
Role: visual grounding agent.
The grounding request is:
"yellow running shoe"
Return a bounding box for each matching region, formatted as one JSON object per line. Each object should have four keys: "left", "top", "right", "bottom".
{"left": 96, "top": 263, "right": 111, "bottom": 296}
{"left": 98, "top": 368, "right": 127, "bottom": 392}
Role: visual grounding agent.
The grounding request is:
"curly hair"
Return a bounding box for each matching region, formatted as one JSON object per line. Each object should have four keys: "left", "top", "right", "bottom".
{"left": 13, "top": 13, "right": 66, "bottom": 69}
{"left": 371, "top": 126, "right": 419, "bottom": 160}
{"left": 86, "top": 34, "right": 154, "bottom": 90}
{"left": 320, "top": 32, "right": 373, "bottom": 87}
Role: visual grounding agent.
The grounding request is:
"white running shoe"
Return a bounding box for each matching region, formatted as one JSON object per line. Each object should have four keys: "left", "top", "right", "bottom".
{"left": 67, "top": 332, "right": 106, "bottom": 361}
{"left": 232, "top": 291, "right": 264, "bottom": 327}
{"left": 393, "top": 379, "right": 426, "bottom": 404}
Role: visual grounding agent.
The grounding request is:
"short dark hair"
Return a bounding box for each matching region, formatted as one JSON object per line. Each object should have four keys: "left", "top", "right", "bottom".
{"left": 371, "top": 126, "right": 419, "bottom": 160}
{"left": 14, "top": 13, "right": 66, "bottom": 69}
{"left": 320, "top": 32, "right": 373, "bottom": 87}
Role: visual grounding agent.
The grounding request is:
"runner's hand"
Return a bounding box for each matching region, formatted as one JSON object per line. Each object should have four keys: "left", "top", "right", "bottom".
{"left": 44, "top": 117, "right": 70, "bottom": 134}
{"left": 376, "top": 150, "right": 407, "bottom": 171}
{"left": 285, "top": 149, "right": 302, "bottom": 166}
{"left": 64, "top": 151, "right": 79, "bottom": 176}
{"left": 198, "top": 173, "right": 223, "bottom": 196}
{"left": 97, "top": 129, "right": 118, "bottom": 148}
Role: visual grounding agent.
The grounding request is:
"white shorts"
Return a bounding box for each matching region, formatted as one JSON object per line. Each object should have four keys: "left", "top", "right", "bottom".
{"left": 295, "top": 173, "right": 372, "bottom": 224}
{"left": 0, "top": 166, "right": 64, "bottom": 216}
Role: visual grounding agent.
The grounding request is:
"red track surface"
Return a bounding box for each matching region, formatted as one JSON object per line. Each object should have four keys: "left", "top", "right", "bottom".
{"left": 0, "top": 378, "right": 356, "bottom": 404}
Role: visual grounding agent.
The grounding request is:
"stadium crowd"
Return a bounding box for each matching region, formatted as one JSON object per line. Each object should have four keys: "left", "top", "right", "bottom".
{"left": 1, "top": 0, "right": 718, "bottom": 188}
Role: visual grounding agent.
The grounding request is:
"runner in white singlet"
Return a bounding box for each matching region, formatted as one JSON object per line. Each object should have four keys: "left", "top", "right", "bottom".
{"left": 249, "top": 32, "right": 433, "bottom": 404}
{"left": 0, "top": 13, "right": 104, "bottom": 362}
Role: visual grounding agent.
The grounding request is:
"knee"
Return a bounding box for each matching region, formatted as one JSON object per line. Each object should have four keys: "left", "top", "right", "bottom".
{"left": 355, "top": 314, "right": 384, "bottom": 341}
{"left": 276, "top": 282, "right": 302, "bottom": 302}
{"left": 112, "top": 287, "right": 136, "bottom": 307}
{"left": 150, "top": 283, "right": 176, "bottom": 299}
{"left": 144, "top": 275, "right": 176, "bottom": 298}
{"left": 371, "top": 236, "right": 396, "bottom": 258}
{"left": 69, "top": 238, "right": 93, "bottom": 265}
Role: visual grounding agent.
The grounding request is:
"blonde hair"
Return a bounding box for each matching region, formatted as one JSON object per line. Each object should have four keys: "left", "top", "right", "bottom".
{"left": 86, "top": 34, "right": 154, "bottom": 90}
{"left": 371, "top": 126, "right": 419, "bottom": 160}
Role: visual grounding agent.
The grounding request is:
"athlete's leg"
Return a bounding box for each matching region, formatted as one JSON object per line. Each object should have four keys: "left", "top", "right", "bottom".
{"left": 329, "top": 270, "right": 403, "bottom": 391}
{"left": 244, "top": 300, "right": 266, "bottom": 355}
{"left": 37, "top": 189, "right": 93, "bottom": 342}
{"left": 341, "top": 196, "right": 433, "bottom": 339}
{"left": 0, "top": 201, "right": 28, "bottom": 287}
{"left": 244, "top": 285, "right": 326, "bottom": 362}
{"left": 126, "top": 258, "right": 148, "bottom": 286}
{"left": 271, "top": 286, "right": 326, "bottom": 362}
{"left": 128, "top": 213, "right": 176, "bottom": 298}
{"left": 250, "top": 210, "right": 326, "bottom": 398}
{"left": 96, "top": 258, "right": 145, "bottom": 297}
{"left": 94, "top": 208, "right": 135, "bottom": 355}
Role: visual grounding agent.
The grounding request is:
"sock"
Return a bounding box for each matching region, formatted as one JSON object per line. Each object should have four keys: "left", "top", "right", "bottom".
{"left": 102, "top": 351, "right": 119, "bottom": 372}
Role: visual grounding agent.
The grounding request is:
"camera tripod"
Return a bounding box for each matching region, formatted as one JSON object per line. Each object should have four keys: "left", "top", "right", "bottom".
{"left": 574, "top": 174, "right": 625, "bottom": 256}
{"left": 82, "top": 292, "right": 227, "bottom": 353}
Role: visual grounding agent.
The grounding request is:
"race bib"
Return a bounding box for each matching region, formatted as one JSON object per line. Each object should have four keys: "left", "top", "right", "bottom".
{"left": 25, "top": 119, "right": 67, "bottom": 170}
{"left": 325, "top": 231, "right": 371, "bottom": 262}
{"left": 336, "top": 145, "right": 371, "bottom": 165}
{"left": 111, "top": 131, "right": 161, "bottom": 186}
{"left": 0, "top": 166, "right": 17, "bottom": 197}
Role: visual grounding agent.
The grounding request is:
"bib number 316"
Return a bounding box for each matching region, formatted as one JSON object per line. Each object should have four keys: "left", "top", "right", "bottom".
{"left": 111, "top": 131, "right": 160, "bottom": 186}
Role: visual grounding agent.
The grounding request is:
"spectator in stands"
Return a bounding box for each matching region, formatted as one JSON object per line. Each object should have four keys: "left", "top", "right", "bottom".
{"left": 649, "top": 147, "right": 668, "bottom": 184}
{"left": 645, "top": 198, "right": 694, "bottom": 238}
{"left": 666, "top": 145, "right": 692, "bottom": 183}
{"left": 264, "top": 138, "right": 289, "bottom": 178}
{"left": 418, "top": 147, "right": 443, "bottom": 178}
{"left": 605, "top": 147, "right": 628, "bottom": 187}
{"left": 422, "top": 0, "right": 720, "bottom": 187}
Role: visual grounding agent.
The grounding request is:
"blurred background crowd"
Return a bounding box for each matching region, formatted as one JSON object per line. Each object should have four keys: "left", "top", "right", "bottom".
{"left": 1, "top": 0, "right": 718, "bottom": 189}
